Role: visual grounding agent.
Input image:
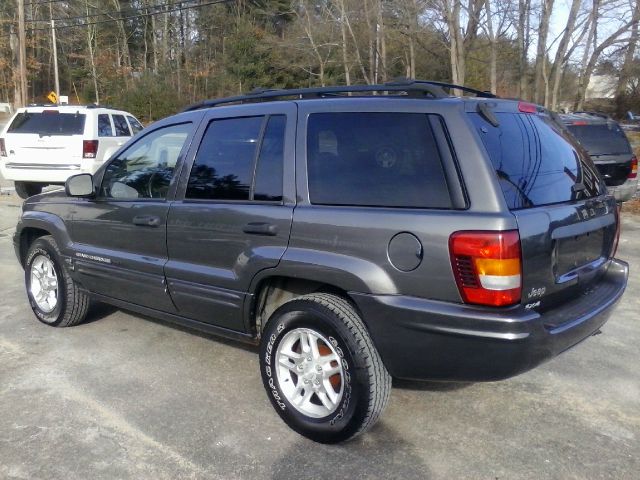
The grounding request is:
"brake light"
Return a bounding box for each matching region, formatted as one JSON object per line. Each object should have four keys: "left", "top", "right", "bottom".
{"left": 449, "top": 230, "right": 522, "bottom": 307}
{"left": 0, "top": 138, "right": 6, "bottom": 157}
{"left": 572, "top": 120, "right": 588, "bottom": 126}
{"left": 83, "top": 140, "right": 98, "bottom": 159}
{"left": 518, "top": 102, "right": 537, "bottom": 114}
{"left": 629, "top": 156, "right": 637, "bottom": 179}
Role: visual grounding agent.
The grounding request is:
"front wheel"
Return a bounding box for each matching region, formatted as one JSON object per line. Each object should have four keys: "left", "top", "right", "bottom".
{"left": 260, "top": 293, "right": 391, "bottom": 443}
{"left": 25, "top": 235, "right": 90, "bottom": 327}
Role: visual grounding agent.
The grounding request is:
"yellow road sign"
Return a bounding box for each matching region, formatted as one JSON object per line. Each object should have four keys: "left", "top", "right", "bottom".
{"left": 47, "top": 91, "right": 58, "bottom": 104}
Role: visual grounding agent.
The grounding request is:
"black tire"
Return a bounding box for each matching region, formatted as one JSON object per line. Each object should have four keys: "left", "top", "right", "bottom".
{"left": 260, "top": 293, "right": 391, "bottom": 443}
{"left": 25, "top": 235, "right": 90, "bottom": 327}
{"left": 15, "top": 181, "right": 43, "bottom": 199}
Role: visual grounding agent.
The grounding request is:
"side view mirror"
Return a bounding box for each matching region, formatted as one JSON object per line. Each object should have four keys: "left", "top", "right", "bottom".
{"left": 65, "top": 173, "right": 95, "bottom": 197}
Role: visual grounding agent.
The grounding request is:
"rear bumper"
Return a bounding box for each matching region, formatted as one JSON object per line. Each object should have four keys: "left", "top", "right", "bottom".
{"left": 351, "top": 259, "right": 628, "bottom": 382}
{"left": 0, "top": 158, "right": 102, "bottom": 183}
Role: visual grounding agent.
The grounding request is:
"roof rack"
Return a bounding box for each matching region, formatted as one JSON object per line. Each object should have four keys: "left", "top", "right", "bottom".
{"left": 572, "top": 111, "right": 611, "bottom": 119}
{"left": 182, "top": 79, "right": 497, "bottom": 112}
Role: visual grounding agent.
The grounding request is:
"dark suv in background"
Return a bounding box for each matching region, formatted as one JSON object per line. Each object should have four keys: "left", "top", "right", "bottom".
{"left": 560, "top": 112, "right": 638, "bottom": 202}
{"left": 14, "top": 81, "right": 628, "bottom": 443}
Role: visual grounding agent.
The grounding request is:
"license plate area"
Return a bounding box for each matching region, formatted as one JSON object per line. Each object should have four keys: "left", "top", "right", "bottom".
{"left": 555, "top": 229, "right": 605, "bottom": 278}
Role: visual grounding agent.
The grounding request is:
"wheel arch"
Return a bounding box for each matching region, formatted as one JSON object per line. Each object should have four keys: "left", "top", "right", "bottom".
{"left": 246, "top": 274, "right": 365, "bottom": 338}
{"left": 18, "top": 212, "right": 72, "bottom": 267}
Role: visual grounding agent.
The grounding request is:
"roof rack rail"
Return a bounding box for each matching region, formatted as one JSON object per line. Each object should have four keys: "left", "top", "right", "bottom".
{"left": 182, "top": 79, "right": 497, "bottom": 112}
{"left": 573, "top": 111, "right": 610, "bottom": 119}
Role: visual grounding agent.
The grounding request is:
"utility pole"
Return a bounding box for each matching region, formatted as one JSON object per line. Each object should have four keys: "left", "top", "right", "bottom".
{"left": 17, "top": 0, "right": 28, "bottom": 107}
{"left": 50, "top": 3, "right": 60, "bottom": 104}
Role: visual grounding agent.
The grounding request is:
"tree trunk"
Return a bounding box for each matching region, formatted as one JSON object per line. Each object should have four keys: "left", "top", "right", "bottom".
{"left": 616, "top": 0, "right": 640, "bottom": 98}
{"left": 549, "top": 0, "right": 581, "bottom": 109}
{"left": 86, "top": 0, "right": 99, "bottom": 104}
{"left": 575, "top": 2, "right": 638, "bottom": 110}
{"left": 534, "top": 0, "right": 554, "bottom": 105}
{"left": 484, "top": 0, "right": 497, "bottom": 94}
{"left": 338, "top": 0, "right": 351, "bottom": 85}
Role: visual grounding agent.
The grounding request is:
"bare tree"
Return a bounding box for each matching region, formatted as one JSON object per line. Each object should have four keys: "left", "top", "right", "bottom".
{"left": 548, "top": 0, "right": 582, "bottom": 109}
{"left": 533, "top": 0, "right": 554, "bottom": 104}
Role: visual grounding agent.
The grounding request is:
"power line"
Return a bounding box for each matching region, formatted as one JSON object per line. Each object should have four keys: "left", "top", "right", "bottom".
{"left": 1, "top": 0, "right": 235, "bottom": 37}
{"left": 26, "top": 0, "right": 201, "bottom": 24}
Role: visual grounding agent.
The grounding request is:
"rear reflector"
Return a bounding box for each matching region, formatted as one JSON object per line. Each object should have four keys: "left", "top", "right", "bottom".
{"left": 82, "top": 140, "right": 98, "bottom": 159}
{"left": 449, "top": 230, "right": 522, "bottom": 307}
{"left": 629, "top": 156, "right": 638, "bottom": 179}
{"left": 518, "top": 102, "right": 538, "bottom": 114}
{"left": 0, "top": 138, "right": 6, "bottom": 157}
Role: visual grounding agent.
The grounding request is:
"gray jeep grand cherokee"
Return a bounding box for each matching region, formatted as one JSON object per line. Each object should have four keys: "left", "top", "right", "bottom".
{"left": 13, "top": 81, "right": 628, "bottom": 443}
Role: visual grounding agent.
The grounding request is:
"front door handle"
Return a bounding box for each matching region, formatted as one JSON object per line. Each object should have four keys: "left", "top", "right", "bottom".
{"left": 132, "top": 215, "right": 161, "bottom": 227}
{"left": 242, "top": 222, "right": 278, "bottom": 236}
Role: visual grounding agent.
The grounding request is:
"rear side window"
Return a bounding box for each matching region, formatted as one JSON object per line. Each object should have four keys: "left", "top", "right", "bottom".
{"left": 187, "top": 117, "right": 263, "bottom": 200}
{"left": 565, "top": 123, "right": 632, "bottom": 155}
{"left": 127, "top": 116, "right": 144, "bottom": 134}
{"left": 112, "top": 114, "right": 131, "bottom": 136}
{"left": 307, "top": 113, "right": 452, "bottom": 208}
{"left": 8, "top": 111, "right": 85, "bottom": 135}
{"left": 469, "top": 112, "right": 603, "bottom": 210}
{"left": 253, "top": 115, "right": 285, "bottom": 201}
{"left": 98, "top": 114, "right": 113, "bottom": 137}
{"left": 186, "top": 115, "right": 286, "bottom": 202}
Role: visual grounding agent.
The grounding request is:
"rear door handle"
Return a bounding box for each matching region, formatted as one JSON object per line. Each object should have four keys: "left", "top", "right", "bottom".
{"left": 242, "top": 222, "right": 278, "bottom": 236}
{"left": 132, "top": 215, "right": 161, "bottom": 227}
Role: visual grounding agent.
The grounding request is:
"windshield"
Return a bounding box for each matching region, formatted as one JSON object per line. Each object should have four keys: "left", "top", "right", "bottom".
{"left": 469, "top": 112, "right": 603, "bottom": 210}
{"left": 8, "top": 111, "right": 86, "bottom": 136}
{"left": 565, "top": 123, "right": 632, "bottom": 156}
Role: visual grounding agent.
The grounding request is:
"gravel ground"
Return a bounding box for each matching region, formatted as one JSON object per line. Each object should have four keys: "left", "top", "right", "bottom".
{"left": 0, "top": 190, "right": 638, "bottom": 480}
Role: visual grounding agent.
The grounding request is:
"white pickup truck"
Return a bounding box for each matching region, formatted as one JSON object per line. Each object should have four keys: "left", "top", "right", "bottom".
{"left": 0, "top": 105, "right": 143, "bottom": 198}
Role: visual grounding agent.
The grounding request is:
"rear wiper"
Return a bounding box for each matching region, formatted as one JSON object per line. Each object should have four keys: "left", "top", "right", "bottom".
{"left": 477, "top": 102, "right": 499, "bottom": 127}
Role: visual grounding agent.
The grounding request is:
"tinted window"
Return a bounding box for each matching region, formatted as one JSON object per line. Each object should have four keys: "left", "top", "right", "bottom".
{"left": 254, "top": 115, "right": 285, "bottom": 201}
{"left": 98, "top": 114, "right": 113, "bottom": 137}
{"left": 307, "top": 113, "right": 452, "bottom": 208}
{"left": 127, "top": 116, "right": 144, "bottom": 134}
{"left": 112, "top": 114, "right": 131, "bottom": 136}
{"left": 101, "top": 123, "right": 191, "bottom": 199}
{"left": 8, "top": 111, "right": 85, "bottom": 135}
{"left": 469, "top": 112, "right": 603, "bottom": 210}
{"left": 566, "top": 123, "right": 632, "bottom": 155}
{"left": 186, "top": 116, "right": 263, "bottom": 200}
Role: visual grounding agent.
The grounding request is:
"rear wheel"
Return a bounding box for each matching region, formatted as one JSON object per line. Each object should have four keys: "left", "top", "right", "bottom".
{"left": 25, "top": 235, "right": 90, "bottom": 327}
{"left": 15, "top": 181, "right": 44, "bottom": 199}
{"left": 260, "top": 293, "right": 391, "bottom": 443}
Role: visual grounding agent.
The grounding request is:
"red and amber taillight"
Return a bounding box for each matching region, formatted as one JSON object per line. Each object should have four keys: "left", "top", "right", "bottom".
{"left": 629, "top": 156, "right": 638, "bottom": 179}
{"left": 449, "top": 230, "right": 522, "bottom": 307}
{"left": 82, "top": 140, "right": 98, "bottom": 159}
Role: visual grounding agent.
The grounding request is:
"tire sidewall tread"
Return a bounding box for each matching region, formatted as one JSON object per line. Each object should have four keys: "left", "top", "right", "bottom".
{"left": 260, "top": 293, "right": 391, "bottom": 443}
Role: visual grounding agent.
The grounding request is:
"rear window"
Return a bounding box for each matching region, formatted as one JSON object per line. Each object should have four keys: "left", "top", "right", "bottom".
{"left": 307, "top": 112, "right": 452, "bottom": 209}
{"left": 469, "top": 112, "right": 603, "bottom": 210}
{"left": 565, "top": 123, "right": 632, "bottom": 155}
{"left": 8, "top": 111, "right": 86, "bottom": 135}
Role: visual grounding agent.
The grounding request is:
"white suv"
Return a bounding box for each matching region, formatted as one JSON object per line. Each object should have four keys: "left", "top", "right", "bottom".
{"left": 0, "top": 105, "right": 143, "bottom": 198}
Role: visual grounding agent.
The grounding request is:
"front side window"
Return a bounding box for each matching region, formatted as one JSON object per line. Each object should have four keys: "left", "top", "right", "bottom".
{"left": 112, "top": 114, "right": 131, "bottom": 136}
{"left": 101, "top": 123, "right": 191, "bottom": 200}
{"left": 98, "top": 114, "right": 113, "bottom": 137}
{"left": 307, "top": 112, "right": 452, "bottom": 208}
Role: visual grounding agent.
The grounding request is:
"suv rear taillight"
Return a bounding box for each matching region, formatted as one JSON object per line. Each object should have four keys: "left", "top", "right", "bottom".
{"left": 0, "top": 138, "right": 6, "bottom": 157}
{"left": 83, "top": 140, "right": 98, "bottom": 159}
{"left": 629, "top": 156, "right": 638, "bottom": 179}
{"left": 449, "top": 230, "right": 522, "bottom": 307}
